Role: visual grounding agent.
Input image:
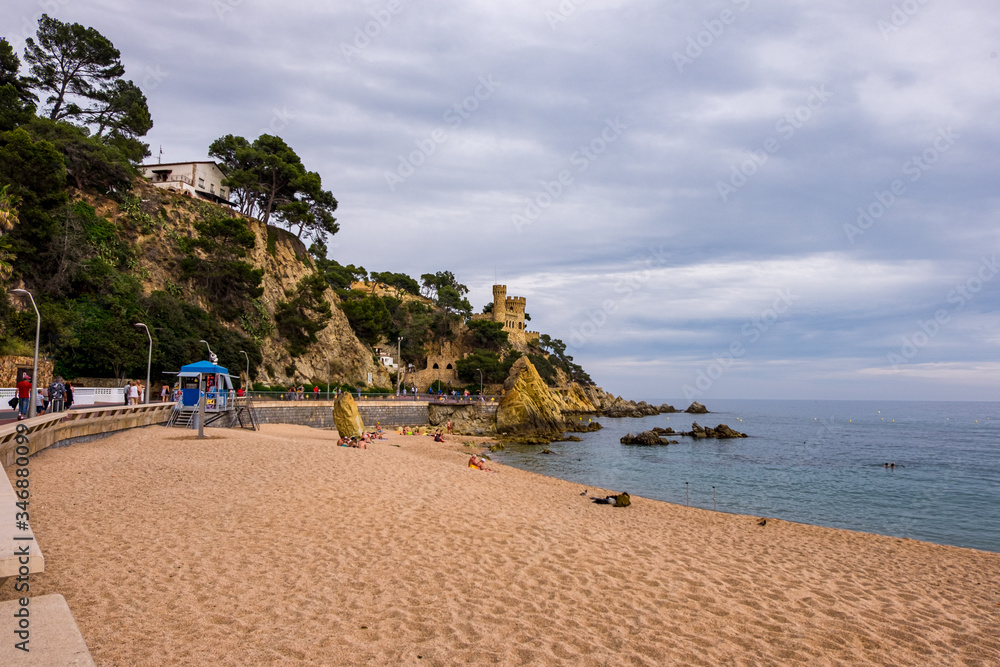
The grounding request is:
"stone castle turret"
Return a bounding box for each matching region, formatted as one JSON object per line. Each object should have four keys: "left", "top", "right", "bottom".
{"left": 473, "top": 285, "right": 539, "bottom": 346}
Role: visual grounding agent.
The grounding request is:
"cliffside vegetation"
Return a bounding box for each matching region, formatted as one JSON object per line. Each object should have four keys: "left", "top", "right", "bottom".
{"left": 0, "top": 17, "right": 594, "bottom": 390}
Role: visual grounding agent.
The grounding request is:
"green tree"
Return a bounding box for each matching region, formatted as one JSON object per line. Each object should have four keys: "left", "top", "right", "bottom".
{"left": 420, "top": 271, "right": 471, "bottom": 315}
{"left": 455, "top": 349, "right": 520, "bottom": 384}
{"left": 275, "top": 273, "right": 333, "bottom": 356}
{"left": 370, "top": 270, "right": 420, "bottom": 296}
{"left": 209, "top": 134, "right": 338, "bottom": 239}
{"left": 23, "top": 116, "right": 134, "bottom": 191}
{"left": 466, "top": 319, "right": 509, "bottom": 351}
{"left": 0, "top": 38, "right": 36, "bottom": 131}
{"left": 25, "top": 15, "right": 124, "bottom": 121}
{"left": 24, "top": 15, "right": 151, "bottom": 159}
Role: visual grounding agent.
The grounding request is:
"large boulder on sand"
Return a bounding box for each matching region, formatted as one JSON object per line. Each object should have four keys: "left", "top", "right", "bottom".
{"left": 495, "top": 357, "right": 566, "bottom": 442}
{"left": 332, "top": 392, "right": 365, "bottom": 439}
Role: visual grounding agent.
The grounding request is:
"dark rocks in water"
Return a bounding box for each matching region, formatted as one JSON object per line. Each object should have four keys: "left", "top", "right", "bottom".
{"left": 651, "top": 426, "right": 676, "bottom": 435}
{"left": 658, "top": 403, "right": 678, "bottom": 413}
{"left": 620, "top": 430, "right": 675, "bottom": 445}
{"left": 685, "top": 401, "right": 709, "bottom": 414}
{"left": 559, "top": 435, "right": 583, "bottom": 442}
{"left": 568, "top": 421, "right": 602, "bottom": 433}
{"left": 541, "top": 449, "right": 555, "bottom": 455}
{"left": 678, "top": 422, "right": 748, "bottom": 439}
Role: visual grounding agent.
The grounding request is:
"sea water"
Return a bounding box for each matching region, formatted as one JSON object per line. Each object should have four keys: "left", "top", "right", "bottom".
{"left": 490, "top": 399, "right": 1000, "bottom": 553}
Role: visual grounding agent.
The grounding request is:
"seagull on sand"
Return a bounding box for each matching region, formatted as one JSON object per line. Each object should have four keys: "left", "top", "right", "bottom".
{"left": 757, "top": 518, "right": 767, "bottom": 527}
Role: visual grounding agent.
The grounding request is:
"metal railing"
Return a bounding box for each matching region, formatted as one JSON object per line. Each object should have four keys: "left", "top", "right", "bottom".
{"left": 247, "top": 391, "right": 500, "bottom": 403}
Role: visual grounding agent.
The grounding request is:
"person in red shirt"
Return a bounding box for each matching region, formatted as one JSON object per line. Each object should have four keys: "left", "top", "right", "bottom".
{"left": 16, "top": 375, "right": 32, "bottom": 419}
{"left": 313, "top": 385, "right": 320, "bottom": 399}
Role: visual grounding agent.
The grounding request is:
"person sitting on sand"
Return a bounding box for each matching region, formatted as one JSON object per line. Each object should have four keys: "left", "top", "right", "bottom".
{"left": 434, "top": 432, "right": 445, "bottom": 442}
{"left": 468, "top": 455, "right": 493, "bottom": 471}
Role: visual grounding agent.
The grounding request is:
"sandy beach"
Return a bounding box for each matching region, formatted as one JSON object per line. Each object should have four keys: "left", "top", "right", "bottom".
{"left": 3, "top": 423, "right": 999, "bottom": 666}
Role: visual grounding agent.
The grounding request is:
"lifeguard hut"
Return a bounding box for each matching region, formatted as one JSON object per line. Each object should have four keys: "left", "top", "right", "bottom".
{"left": 167, "top": 360, "right": 257, "bottom": 430}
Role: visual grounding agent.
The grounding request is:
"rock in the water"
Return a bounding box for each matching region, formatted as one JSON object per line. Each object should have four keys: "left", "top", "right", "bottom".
{"left": 332, "top": 392, "right": 365, "bottom": 438}
{"left": 678, "top": 422, "right": 748, "bottom": 439}
{"left": 685, "top": 401, "right": 709, "bottom": 414}
{"left": 620, "top": 430, "right": 671, "bottom": 445}
{"left": 495, "top": 357, "right": 566, "bottom": 443}
{"left": 658, "top": 403, "right": 678, "bottom": 413}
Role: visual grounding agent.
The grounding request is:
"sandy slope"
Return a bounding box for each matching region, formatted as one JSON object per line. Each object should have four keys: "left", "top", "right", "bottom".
{"left": 3, "top": 424, "right": 998, "bottom": 666}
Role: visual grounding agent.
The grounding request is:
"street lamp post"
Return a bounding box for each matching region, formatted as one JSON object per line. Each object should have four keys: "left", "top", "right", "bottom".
{"left": 134, "top": 323, "right": 152, "bottom": 404}
{"left": 396, "top": 336, "right": 402, "bottom": 395}
{"left": 12, "top": 289, "right": 39, "bottom": 418}
{"left": 476, "top": 368, "right": 483, "bottom": 396}
{"left": 198, "top": 339, "right": 215, "bottom": 364}
{"left": 239, "top": 350, "right": 250, "bottom": 389}
{"left": 326, "top": 359, "right": 330, "bottom": 401}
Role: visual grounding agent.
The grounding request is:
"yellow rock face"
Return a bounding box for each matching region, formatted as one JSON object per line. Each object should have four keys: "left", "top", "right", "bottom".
{"left": 561, "top": 383, "right": 598, "bottom": 413}
{"left": 332, "top": 393, "right": 366, "bottom": 438}
{"left": 495, "top": 357, "right": 565, "bottom": 438}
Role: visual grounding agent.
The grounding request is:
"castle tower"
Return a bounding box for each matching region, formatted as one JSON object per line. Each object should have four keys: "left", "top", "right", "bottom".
{"left": 492, "top": 284, "right": 508, "bottom": 324}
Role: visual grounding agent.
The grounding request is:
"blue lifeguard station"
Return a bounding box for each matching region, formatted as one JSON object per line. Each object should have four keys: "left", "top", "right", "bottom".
{"left": 167, "top": 360, "right": 257, "bottom": 430}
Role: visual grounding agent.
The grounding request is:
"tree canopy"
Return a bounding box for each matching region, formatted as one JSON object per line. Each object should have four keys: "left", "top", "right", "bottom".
{"left": 420, "top": 271, "right": 471, "bottom": 315}
{"left": 24, "top": 15, "right": 151, "bottom": 160}
{"left": 208, "top": 133, "right": 339, "bottom": 240}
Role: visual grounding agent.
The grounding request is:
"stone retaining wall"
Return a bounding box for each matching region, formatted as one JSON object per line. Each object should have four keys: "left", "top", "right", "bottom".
{"left": 251, "top": 401, "right": 430, "bottom": 428}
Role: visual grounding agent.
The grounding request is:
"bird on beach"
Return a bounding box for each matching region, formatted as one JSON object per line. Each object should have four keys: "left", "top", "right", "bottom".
{"left": 580, "top": 489, "right": 587, "bottom": 495}
{"left": 757, "top": 518, "right": 767, "bottom": 527}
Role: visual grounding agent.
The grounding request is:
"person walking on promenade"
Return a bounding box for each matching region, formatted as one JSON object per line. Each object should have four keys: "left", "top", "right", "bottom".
{"left": 64, "top": 381, "right": 74, "bottom": 409}
{"left": 123, "top": 380, "right": 130, "bottom": 406}
{"left": 161, "top": 384, "right": 169, "bottom": 402}
{"left": 35, "top": 388, "right": 45, "bottom": 415}
{"left": 16, "top": 374, "right": 31, "bottom": 420}
{"left": 129, "top": 381, "right": 140, "bottom": 405}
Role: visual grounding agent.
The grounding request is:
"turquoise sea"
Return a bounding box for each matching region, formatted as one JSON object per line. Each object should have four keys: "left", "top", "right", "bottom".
{"left": 491, "top": 399, "right": 1000, "bottom": 553}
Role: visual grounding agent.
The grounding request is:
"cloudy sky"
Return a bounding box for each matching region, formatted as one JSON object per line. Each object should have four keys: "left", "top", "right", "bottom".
{"left": 7, "top": 0, "right": 1000, "bottom": 401}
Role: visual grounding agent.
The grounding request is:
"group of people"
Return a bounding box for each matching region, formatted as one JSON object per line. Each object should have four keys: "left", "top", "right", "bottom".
{"left": 123, "top": 380, "right": 145, "bottom": 405}
{"left": 14, "top": 375, "right": 74, "bottom": 419}
{"left": 286, "top": 385, "right": 340, "bottom": 401}
{"left": 337, "top": 424, "right": 387, "bottom": 448}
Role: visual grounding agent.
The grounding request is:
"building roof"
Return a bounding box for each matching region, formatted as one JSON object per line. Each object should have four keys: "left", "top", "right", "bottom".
{"left": 139, "top": 161, "right": 222, "bottom": 169}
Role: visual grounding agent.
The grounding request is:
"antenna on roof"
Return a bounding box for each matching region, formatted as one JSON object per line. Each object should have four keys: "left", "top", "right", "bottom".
{"left": 158, "top": 145, "right": 163, "bottom": 164}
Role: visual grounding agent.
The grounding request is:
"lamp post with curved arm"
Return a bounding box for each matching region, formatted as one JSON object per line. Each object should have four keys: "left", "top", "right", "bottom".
{"left": 198, "top": 339, "right": 216, "bottom": 364}
{"left": 134, "top": 323, "right": 152, "bottom": 404}
{"left": 11, "top": 289, "right": 39, "bottom": 418}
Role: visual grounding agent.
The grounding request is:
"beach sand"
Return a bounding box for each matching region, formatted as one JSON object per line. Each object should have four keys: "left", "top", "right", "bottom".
{"left": 3, "top": 424, "right": 999, "bottom": 666}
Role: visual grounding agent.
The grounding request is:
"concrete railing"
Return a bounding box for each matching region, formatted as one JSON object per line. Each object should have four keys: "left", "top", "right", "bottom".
{"left": 0, "top": 403, "right": 175, "bottom": 467}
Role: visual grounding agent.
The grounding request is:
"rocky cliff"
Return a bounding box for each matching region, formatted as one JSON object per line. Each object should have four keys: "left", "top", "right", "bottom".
{"left": 82, "top": 180, "right": 384, "bottom": 387}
